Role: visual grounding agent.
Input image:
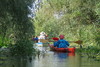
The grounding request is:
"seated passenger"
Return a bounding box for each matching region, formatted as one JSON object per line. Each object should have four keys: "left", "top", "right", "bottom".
{"left": 54, "top": 35, "right": 69, "bottom": 48}
{"left": 52, "top": 37, "right": 59, "bottom": 47}
{"left": 34, "top": 36, "right": 38, "bottom": 43}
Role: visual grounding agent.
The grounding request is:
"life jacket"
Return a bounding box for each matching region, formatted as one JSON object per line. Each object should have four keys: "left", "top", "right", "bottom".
{"left": 58, "top": 39, "right": 68, "bottom": 48}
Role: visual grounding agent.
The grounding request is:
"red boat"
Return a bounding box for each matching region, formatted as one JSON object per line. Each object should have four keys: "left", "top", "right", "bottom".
{"left": 49, "top": 44, "right": 76, "bottom": 53}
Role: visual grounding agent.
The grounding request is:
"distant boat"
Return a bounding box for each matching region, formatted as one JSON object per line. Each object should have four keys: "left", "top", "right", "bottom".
{"left": 35, "top": 42, "right": 43, "bottom": 47}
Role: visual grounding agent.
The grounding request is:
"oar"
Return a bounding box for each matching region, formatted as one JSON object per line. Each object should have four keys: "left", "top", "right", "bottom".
{"left": 68, "top": 40, "right": 83, "bottom": 48}
{"left": 74, "top": 40, "right": 83, "bottom": 48}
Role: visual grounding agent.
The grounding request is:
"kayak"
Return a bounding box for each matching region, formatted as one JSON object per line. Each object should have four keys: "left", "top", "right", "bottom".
{"left": 49, "top": 44, "right": 75, "bottom": 53}
{"left": 35, "top": 42, "right": 43, "bottom": 47}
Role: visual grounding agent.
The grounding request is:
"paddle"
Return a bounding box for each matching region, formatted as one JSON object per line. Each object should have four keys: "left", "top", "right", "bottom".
{"left": 40, "top": 37, "right": 83, "bottom": 48}
{"left": 68, "top": 40, "right": 83, "bottom": 48}
{"left": 74, "top": 40, "right": 83, "bottom": 48}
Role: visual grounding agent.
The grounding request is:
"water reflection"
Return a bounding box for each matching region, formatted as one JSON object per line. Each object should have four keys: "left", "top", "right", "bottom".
{"left": 0, "top": 47, "right": 100, "bottom": 67}
{"left": 54, "top": 52, "right": 75, "bottom": 60}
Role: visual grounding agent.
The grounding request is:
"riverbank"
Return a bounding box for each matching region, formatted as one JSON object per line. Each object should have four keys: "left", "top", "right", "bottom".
{"left": 76, "top": 46, "right": 100, "bottom": 61}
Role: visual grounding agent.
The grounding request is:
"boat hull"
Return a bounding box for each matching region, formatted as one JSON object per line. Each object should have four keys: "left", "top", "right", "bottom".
{"left": 49, "top": 44, "right": 75, "bottom": 53}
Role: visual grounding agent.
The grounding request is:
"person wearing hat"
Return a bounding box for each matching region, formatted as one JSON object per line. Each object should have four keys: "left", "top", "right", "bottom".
{"left": 38, "top": 31, "right": 46, "bottom": 39}
{"left": 52, "top": 37, "right": 59, "bottom": 47}
{"left": 54, "top": 35, "right": 69, "bottom": 48}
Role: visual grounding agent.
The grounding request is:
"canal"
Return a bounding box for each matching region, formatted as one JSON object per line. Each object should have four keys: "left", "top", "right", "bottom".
{"left": 0, "top": 47, "right": 100, "bottom": 67}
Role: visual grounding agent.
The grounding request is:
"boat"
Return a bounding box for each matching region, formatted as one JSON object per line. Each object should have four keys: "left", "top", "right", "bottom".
{"left": 49, "top": 44, "right": 75, "bottom": 53}
{"left": 35, "top": 42, "right": 43, "bottom": 47}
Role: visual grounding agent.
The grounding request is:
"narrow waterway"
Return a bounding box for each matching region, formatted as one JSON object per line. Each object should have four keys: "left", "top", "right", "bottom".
{"left": 0, "top": 47, "right": 100, "bottom": 67}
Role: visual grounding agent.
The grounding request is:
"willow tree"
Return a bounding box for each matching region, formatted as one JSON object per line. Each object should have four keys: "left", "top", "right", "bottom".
{"left": 0, "top": 0, "right": 35, "bottom": 56}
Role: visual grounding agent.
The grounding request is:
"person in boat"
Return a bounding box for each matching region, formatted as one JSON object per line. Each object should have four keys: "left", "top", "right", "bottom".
{"left": 52, "top": 37, "right": 59, "bottom": 47}
{"left": 34, "top": 36, "right": 38, "bottom": 43}
{"left": 38, "top": 31, "right": 46, "bottom": 40}
{"left": 54, "top": 35, "right": 70, "bottom": 48}
{"left": 38, "top": 31, "right": 48, "bottom": 43}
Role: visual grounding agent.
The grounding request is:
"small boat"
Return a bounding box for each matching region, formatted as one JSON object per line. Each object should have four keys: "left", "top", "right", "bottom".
{"left": 35, "top": 42, "right": 43, "bottom": 47}
{"left": 49, "top": 44, "right": 75, "bottom": 53}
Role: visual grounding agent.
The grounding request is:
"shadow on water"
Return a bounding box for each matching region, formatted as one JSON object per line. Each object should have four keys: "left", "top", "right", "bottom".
{"left": 0, "top": 47, "right": 100, "bottom": 67}
{"left": 0, "top": 51, "right": 36, "bottom": 67}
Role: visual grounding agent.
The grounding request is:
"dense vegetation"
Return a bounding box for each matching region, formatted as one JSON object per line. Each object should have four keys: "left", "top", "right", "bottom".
{"left": 0, "top": 0, "right": 35, "bottom": 56}
{"left": 0, "top": 0, "right": 100, "bottom": 59}
{"left": 34, "top": 0, "right": 100, "bottom": 47}
{"left": 33, "top": 0, "right": 100, "bottom": 59}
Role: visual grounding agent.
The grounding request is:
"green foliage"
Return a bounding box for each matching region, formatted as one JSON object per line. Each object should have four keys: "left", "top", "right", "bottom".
{"left": 0, "top": 0, "right": 35, "bottom": 55}
{"left": 9, "top": 40, "right": 35, "bottom": 56}
{"left": 76, "top": 46, "right": 100, "bottom": 60}
{"left": 33, "top": 0, "right": 100, "bottom": 48}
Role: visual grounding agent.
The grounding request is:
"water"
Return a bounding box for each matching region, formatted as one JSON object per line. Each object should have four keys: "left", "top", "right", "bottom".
{"left": 0, "top": 47, "right": 100, "bottom": 67}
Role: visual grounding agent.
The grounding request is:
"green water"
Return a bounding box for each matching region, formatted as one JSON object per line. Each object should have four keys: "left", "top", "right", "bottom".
{"left": 0, "top": 47, "right": 100, "bottom": 67}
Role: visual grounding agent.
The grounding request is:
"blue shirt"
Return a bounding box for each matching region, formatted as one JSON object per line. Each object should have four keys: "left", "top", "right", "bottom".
{"left": 34, "top": 37, "right": 38, "bottom": 41}
{"left": 54, "top": 39, "right": 69, "bottom": 48}
{"left": 54, "top": 41, "right": 58, "bottom": 47}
